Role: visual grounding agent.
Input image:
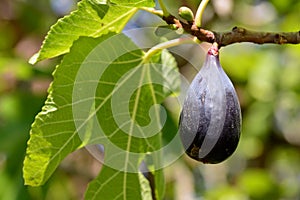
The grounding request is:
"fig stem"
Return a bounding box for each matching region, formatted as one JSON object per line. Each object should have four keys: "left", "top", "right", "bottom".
{"left": 194, "top": 0, "right": 210, "bottom": 28}
{"left": 143, "top": 37, "right": 199, "bottom": 62}
{"left": 208, "top": 42, "right": 219, "bottom": 56}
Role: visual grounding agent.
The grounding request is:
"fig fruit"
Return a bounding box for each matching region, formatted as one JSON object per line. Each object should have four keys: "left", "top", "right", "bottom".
{"left": 179, "top": 45, "right": 241, "bottom": 164}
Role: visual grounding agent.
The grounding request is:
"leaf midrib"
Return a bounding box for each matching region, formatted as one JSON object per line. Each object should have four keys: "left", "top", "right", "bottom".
{"left": 123, "top": 60, "right": 147, "bottom": 200}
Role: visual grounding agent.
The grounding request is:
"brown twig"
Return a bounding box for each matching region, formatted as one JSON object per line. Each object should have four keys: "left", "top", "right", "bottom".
{"left": 163, "top": 15, "right": 300, "bottom": 47}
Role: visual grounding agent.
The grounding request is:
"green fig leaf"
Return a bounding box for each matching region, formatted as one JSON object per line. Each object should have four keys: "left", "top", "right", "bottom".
{"left": 29, "top": 0, "right": 137, "bottom": 64}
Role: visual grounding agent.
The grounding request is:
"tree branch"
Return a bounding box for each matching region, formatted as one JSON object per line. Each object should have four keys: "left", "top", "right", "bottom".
{"left": 162, "top": 15, "right": 300, "bottom": 47}
{"left": 216, "top": 27, "right": 300, "bottom": 47}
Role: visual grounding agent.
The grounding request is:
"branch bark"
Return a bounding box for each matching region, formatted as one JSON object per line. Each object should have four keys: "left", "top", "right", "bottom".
{"left": 163, "top": 15, "right": 300, "bottom": 47}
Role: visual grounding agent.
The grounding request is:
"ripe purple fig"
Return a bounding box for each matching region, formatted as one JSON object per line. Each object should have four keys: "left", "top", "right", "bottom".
{"left": 179, "top": 45, "right": 241, "bottom": 164}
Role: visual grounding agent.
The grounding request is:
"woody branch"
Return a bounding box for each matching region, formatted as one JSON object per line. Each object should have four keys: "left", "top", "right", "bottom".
{"left": 163, "top": 15, "right": 300, "bottom": 48}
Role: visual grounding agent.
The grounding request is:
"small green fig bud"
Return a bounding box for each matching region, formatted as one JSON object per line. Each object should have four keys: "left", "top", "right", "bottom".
{"left": 178, "top": 6, "right": 194, "bottom": 22}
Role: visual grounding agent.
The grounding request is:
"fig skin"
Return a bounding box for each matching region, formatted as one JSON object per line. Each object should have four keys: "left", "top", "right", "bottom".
{"left": 179, "top": 46, "right": 241, "bottom": 164}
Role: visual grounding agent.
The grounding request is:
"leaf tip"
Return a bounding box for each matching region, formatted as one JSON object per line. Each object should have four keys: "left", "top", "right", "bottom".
{"left": 29, "top": 53, "right": 40, "bottom": 65}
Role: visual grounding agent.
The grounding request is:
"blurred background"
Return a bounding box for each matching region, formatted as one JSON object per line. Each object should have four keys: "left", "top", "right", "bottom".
{"left": 0, "top": 0, "right": 300, "bottom": 199}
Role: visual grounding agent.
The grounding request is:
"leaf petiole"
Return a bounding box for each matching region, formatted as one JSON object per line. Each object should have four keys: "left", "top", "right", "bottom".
{"left": 139, "top": 7, "right": 163, "bottom": 18}
{"left": 143, "top": 36, "right": 199, "bottom": 62}
{"left": 157, "top": 0, "right": 170, "bottom": 17}
{"left": 194, "top": 0, "right": 210, "bottom": 28}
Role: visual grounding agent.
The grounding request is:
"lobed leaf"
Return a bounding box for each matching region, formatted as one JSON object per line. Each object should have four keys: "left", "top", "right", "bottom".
{"left": 23, "top": 33, "right": 118, "bottom": 186}
{"left": 24, "top": 30, "right": 179, "bottom": 198}
{"left": 77, "top": 35, "right": 178, "bottom": 199}
{"left": 29, "top": 0, "right": 137, "bottom": 64}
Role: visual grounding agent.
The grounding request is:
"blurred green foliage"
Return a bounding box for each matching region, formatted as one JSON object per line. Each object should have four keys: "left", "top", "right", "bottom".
{"left": 163, "top": 0, "right": 300, "bottom": 199}
{"left": 1, "top": 0, "right": 300, "bottom": 199}
{"left": 0, "top": 0, "right": 81, "bottom": 199}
